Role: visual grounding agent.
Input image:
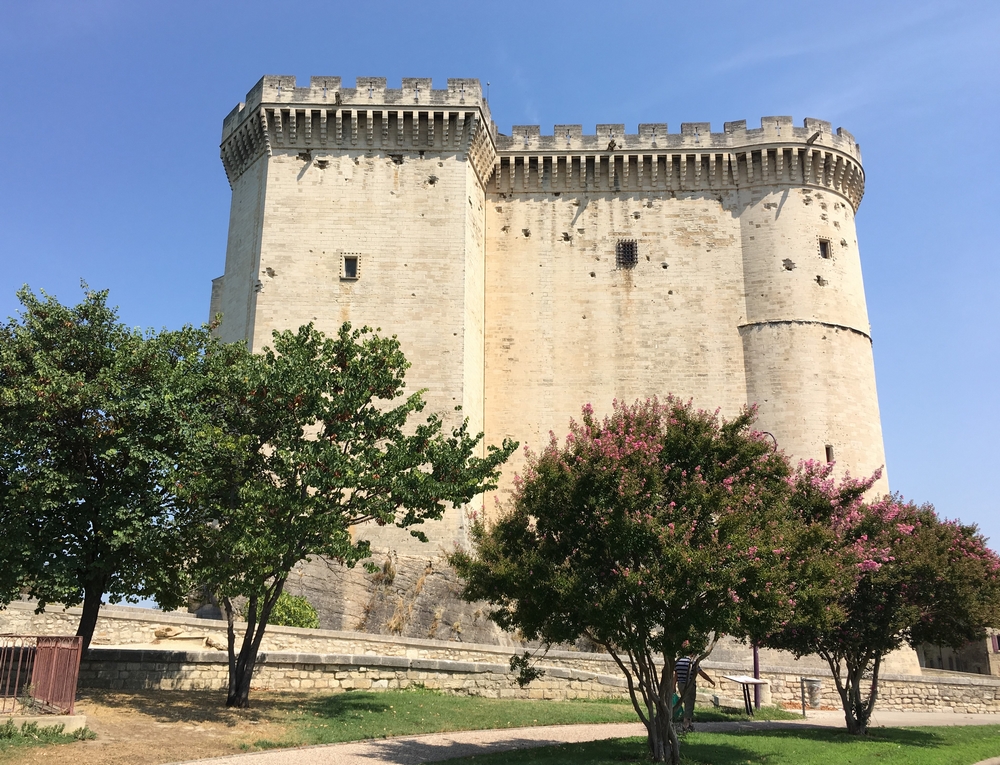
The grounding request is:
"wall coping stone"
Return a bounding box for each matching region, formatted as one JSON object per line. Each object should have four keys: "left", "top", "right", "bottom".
{"left": 83, "top": 647, "right": 628, "bottom": 687}
{"left": 4, "top": 600, "right": 617, "bottom": 662}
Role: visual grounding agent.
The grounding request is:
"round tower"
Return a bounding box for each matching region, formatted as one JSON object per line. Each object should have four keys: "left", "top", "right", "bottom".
{"left": 737, "top": 117, "right": 888, "bottom": 492}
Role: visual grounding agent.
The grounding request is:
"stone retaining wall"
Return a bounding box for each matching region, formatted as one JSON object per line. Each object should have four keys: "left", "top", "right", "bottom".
{"left": 76, "top": 648, "right": 1000, "bottom": 714}
{"left": 79, "top": 648, "right": 630, "bottom": 701}
{"left": 8, "top": 602, "right": 1000, "bottom": 713}
{"left": 705, "top": 662, "right": 1000, "bottom": 715}
{"left": 0, "top": 601, "right": 630, "bottom": 674}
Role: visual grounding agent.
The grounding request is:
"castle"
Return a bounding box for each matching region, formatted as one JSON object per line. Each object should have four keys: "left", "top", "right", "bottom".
{"left": 211, "top": 75, "right": 889, "bottom": 578}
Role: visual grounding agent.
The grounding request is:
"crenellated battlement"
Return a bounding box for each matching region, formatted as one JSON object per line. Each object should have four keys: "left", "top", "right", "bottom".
{"left": 498, "top": 116, "right": 860, "bottom": 161}
{"left": 493, "top": 117, "right": 865, "bottom": 209}
{"left": 220, "top": 75, "right": 496, "bottom": 189}
{"left": 222, "top": 75, "right": 491, "bottom": 142}
{"left": 219, "top": 78, "right": 865, "bottom": 208}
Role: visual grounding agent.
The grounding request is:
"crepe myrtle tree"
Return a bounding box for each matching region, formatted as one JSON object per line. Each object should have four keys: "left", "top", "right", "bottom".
{"left": 452, "top": 398, "right": 803, "bottom": 764}
{"left": 176, "top": 322, "right": 516, "bottom": 708}
{"left": 761, "top": 462, "right": 1000, "bottom": 735}
{"left": 0, "top": 285, "right": 213, "bottom": 649}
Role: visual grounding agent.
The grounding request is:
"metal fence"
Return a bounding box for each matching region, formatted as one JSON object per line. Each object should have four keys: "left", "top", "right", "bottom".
{"left": 0, "top": 635, "right": 83, "bottom": 715}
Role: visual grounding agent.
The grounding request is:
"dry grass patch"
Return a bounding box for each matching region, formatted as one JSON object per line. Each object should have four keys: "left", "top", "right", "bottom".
{"left": 0, "top": 688, "right": 299, "bottom": 765}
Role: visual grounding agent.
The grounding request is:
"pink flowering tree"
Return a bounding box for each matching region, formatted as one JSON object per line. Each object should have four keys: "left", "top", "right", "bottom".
{"left": 451, "top": 398, "right": 798, "bottom": 764}
{"left": 762, "top": 462, "right": 1000, "bottom": 735}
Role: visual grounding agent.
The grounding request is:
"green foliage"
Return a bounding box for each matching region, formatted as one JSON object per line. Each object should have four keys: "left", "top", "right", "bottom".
{"left": 452, "top": 398, "right": 797, "bottom": 763}
{"left": 0, "top": 718, "right": 74, "bottom": 743}
{"left": 176, "top": 322, "right": 517, "bottom": 707}
{"left": 0, "top": 284, "right": 215, "bottom": 648}
{"left": 509, "top": 651, "right": 546, "bottom": 688}
{"left": 242, "top": 687, "right": 636, "bottom": 750}
{"left": 762, "top": 462, "right": 1000, "bottom": 734}
{"left": 240, "top": 592, "right": 320, "bottom": 629}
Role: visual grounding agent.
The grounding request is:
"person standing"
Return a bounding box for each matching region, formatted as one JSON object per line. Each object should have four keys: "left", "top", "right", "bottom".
{"left": 675, "top": 656, "right": 716, "bottom": 731}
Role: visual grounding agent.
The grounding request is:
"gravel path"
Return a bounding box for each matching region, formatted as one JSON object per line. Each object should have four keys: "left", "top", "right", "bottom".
{"left": 173, "top": 710, "right": 1000, "bottom": 765}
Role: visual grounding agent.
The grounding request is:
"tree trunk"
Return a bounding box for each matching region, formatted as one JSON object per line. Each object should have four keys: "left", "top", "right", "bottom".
{"left": 75, "top": 582, "right": 105, "bottom": 652}
{"left": 224, "top": 580, "right": 287, "bottom": 708}
{"left": 651, "top": 709, "right": 680, "bottom": 764}
{"left": 604, "top": 646, "right": 679, "bottom": 764}
{"left": 829, "top": 653, "right": 881, "bottom": 735}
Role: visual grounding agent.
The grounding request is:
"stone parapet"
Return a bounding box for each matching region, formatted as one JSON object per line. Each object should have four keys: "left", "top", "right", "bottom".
{"left": 499, "top": 117, "right": 859, "bottom": 160}
{"left": 224, "top": 76, "right": 491, "bottom": 140}
{"left": 220, "top": 76, "right": 496, "bottom": 189}
{"left": 492, "top": 119, "right": 864, "bottom": 210}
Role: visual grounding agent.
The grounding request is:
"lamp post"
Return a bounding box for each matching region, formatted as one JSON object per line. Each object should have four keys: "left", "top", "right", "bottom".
{"left": 754, "top": 431, "right": 778, "bottom": 710}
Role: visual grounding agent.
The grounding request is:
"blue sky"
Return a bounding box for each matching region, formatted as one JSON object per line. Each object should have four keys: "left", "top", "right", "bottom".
{"left": 2, "top": 1, "right": 998, "bottom": 544}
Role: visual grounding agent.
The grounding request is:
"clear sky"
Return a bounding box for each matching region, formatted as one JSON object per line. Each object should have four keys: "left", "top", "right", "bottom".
{"left": 2, "top": 1, "right": 998, "bottom": 544}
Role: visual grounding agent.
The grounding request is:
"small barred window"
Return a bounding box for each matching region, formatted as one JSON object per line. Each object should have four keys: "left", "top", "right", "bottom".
{"left": 616, "top": 239, "right": 638, "bottom": 269}
{"left": 341, "top": 254, "right": 360, "bottom": 280}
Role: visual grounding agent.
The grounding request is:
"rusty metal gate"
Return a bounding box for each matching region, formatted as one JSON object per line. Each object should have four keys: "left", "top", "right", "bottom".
{"left": 0, "top": 635, "right": 82, "bottom": 714}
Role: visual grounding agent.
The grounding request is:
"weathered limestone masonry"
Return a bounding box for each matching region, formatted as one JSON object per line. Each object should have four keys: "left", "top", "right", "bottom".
{"left": 210, "top": 75, "right": 899, "bottom": 660}
{"left": 76, "top": 649, "right": 1000, "bottom": 713}
{"left": 213, "top": 75, "right": 887, "bottom": 543}
{"left": 9, "top": 602, "right": 992, "bottom": 712}
{"left": 486, "top": 118, "right": 881, "bottom": 499}
{"left": 213, "top": 76, "right": 494, "bottom": 553}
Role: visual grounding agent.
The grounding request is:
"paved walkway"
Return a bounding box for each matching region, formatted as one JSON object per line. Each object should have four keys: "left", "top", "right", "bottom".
{"left": 174, "top": 711, "right": 1000, "bottom": 765}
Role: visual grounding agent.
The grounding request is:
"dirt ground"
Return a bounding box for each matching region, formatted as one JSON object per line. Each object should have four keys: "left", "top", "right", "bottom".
{"left": 3, "top": 689, "right": 306, "bottom": 765}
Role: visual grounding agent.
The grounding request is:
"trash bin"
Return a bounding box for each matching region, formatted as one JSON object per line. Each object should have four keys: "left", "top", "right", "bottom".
{"left": 805, "top": 678, "right": 822, "bottom": 708}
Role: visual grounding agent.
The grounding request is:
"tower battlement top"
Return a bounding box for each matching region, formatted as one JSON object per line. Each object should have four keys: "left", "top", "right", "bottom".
{"left": 223, "top": 76, "right": 491, "bottom": 141}
{"left": 497, "top": 117, "right": 860, "bottom": 161}
{"left": 222, "top": 77, "right": 861, "bottom": 163}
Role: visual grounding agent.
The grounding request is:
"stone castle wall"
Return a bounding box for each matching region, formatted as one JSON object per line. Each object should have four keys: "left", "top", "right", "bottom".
{"left": 209, "top": 76, "right": 893, "bottom": 651}
{"left": 214, "top": 74, "right": 888, "bottom": 527}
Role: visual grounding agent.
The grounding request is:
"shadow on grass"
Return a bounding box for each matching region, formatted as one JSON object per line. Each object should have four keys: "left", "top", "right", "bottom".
{"left": 77, "top": 688, "right": 317, "bottom": 727}
{"left": 298, "top": 690, "right": 394, "bottom": 720}
{"left": 404, "top": 736, "right": 764, "bottom": 765}
{"left": 362, "top": 735, "right": 639, "bottom": 764}
{"left": 729, "top": 727, "right": 945, "bottom": 747}
{"left": 693, "top": 707, "right": 802, "bottom": 723}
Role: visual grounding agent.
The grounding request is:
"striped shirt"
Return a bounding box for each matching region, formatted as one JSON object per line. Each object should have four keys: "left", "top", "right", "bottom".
{"left": 675, "top": 657, "right": 693, "bottom": 686}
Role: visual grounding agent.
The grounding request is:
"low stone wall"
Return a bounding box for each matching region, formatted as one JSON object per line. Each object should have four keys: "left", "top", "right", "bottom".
{"left": 756, "top": 666, "right": 1000, "bottom": 714}
{"left": 79, "top": 648, "right": 629, "bottom": 701}
{"left": 76, "top": 648, "right": 1000, "bottom": 714}
{"left": 8, "top": 601, "right": 1000, "bottom": 713}
{"left": 0, "top": 601, "right": 630, "bottom": 675}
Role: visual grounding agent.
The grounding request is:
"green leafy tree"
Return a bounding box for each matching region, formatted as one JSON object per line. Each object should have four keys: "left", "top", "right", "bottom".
{"left": 177, "top": 322, "right": 516, "bottom": 708}
{"left": 0, "top": 286, "right": 210, "bottom": 649}
{"left": 239, "top": 592, "right": 319, "bottom": 629}
{"left": 762, "top": 462, "right": 1000, "bottom": 734}
{"left": 451, "top": 398, "right": 797, "bottom": 764}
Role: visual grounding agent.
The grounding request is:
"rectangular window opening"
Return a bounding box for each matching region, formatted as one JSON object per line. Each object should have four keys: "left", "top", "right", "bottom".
{"left": 819, "top": 239, "right": 832, "bottom": 259}
{"left": 342, "top": 255, "right": 359, "bottom": 280}
{"left": 616, "top": 239, "right": 638, "bottom": 270}
{"left": 825, "top": 444, "right": 835, "bottom": 463}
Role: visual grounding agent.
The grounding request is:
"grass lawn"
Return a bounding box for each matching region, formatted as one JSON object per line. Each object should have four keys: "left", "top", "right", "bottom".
{"left": 248, "top": 689, "right": 803, "bottom": 750}
{"left": 248, "top": 688, "right": 641, "bottom": 749}
{"left": 439, "top": 726, "right": 1000, "bottom": 764}
{"left": 2, "top": 687, "right": 650, "bottom": 764}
